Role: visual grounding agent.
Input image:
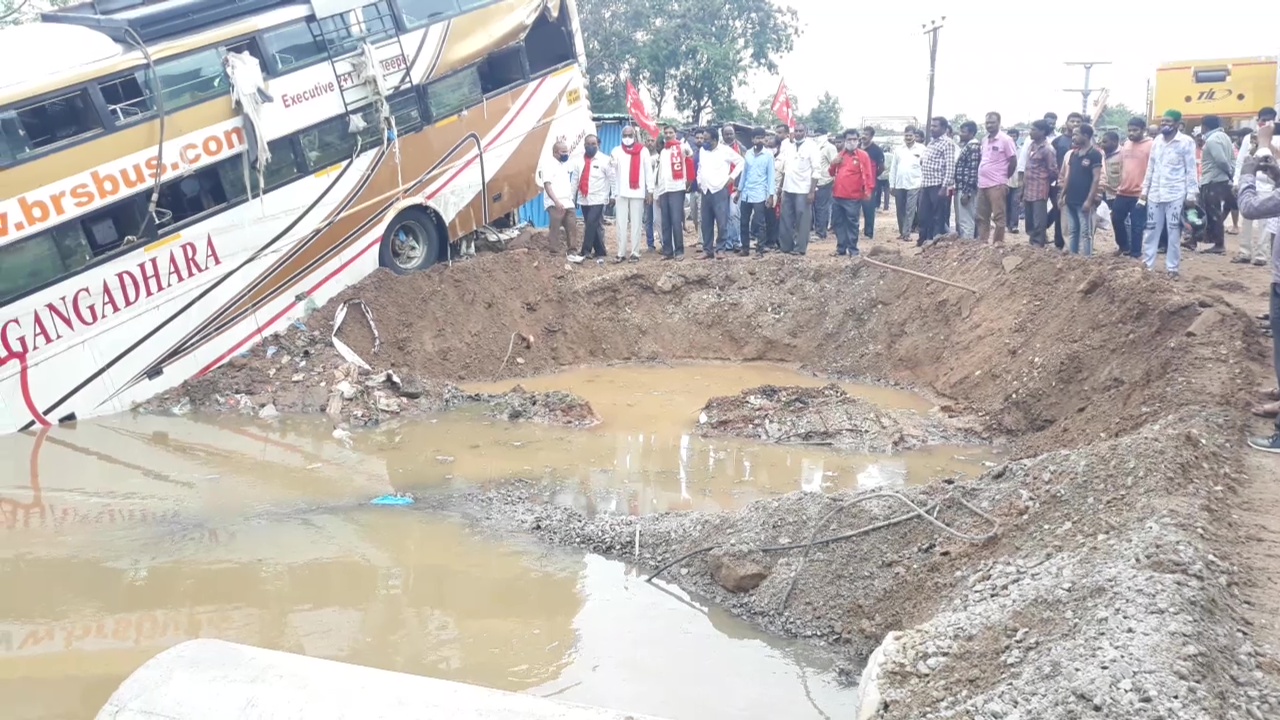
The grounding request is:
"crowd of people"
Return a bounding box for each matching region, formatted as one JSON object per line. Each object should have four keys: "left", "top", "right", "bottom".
{"left": 536, "top": 106, "right": 1280, "bottom": 280}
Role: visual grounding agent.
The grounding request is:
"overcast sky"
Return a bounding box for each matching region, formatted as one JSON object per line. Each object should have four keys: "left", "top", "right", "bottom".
{"left": 744, "top": 5, "right": 1278, "bottom": 127}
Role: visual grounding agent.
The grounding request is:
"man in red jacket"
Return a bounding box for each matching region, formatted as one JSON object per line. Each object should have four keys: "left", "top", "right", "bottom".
{"left": 829, "top": 128, "right": 877, "bottom": 256}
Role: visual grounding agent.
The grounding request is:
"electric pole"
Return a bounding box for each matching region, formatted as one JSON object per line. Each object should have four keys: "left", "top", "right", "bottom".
{"left": 1063, "top": 61, "right": 1110, "bottom": 116}
{"left": 923, "top": 18, "right": 944, "bottom": 128}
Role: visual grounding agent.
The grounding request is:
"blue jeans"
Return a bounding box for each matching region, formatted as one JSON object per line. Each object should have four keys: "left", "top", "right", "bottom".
{"left": 721, "top": 194, "right": 741, "bottom": 250}
{"left": 700, "top": 188, "right": 730, "bottom": 255}
{"left": 1065, "top": 203, "right": 1094, "bottom": 256}
{"left": 861, "top": 198, "right": 877, "bottom": 239}
{"left": 1110, "top": 195, "right": 1146, "bottom": 258}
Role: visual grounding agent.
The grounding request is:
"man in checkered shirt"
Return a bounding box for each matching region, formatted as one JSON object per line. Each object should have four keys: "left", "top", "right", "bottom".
{"left": 919, "top": 116, "right": 959, "bottom": 246}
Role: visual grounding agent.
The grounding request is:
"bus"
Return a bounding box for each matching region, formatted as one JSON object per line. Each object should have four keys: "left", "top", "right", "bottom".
{"left": 1150, "top": 56, "right": 1278, "bottom": 130}
{"left": 0, "top": 0, "right": 594, "bottom": 435}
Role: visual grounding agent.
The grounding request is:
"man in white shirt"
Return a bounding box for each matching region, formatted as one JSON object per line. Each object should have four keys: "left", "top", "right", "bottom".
{"left": 779, "top": 122, "right": 820, "bottom": 255}
{"left": 535, "top": 140, "right": 576, "bottom": 258}
{"left": 889, "top": 127, "right": 925, "bottom": 240}
{"left": 1140, "top": 109, "right": 1199, "bottom": 279}
{"left": 573, "top": 133, "right": 613, "bottom": 262}
{"left": 655, "top": 125, "right": 692, "bottom": 260}
{"left": 609, "top": 125, "right": 654, "bottom": 263}
{"left": 695, "top": 127, "right": 743, "bottom": 260}
{"left": 1233, "top": 131, "right": 1268, "bottom": 265}
{"left": 812, "top": 131, "right": 840, "bottom": 242}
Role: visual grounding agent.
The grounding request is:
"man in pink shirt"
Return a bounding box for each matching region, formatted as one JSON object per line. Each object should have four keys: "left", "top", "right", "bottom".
{"left": 977, "top": 112, "right": 1018, "bottom": 243}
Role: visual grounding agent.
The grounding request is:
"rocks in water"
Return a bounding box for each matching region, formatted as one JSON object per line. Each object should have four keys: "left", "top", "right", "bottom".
{"left": 477, "top": 385, "right": 601, "bottom": 428}
{"left": 707, "top": 547, "right": 770, "bottom": 593}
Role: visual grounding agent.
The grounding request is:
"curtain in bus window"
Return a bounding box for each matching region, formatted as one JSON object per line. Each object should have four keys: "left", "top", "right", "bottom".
{"left": 261, "top": 22, "right": 329, "bottom": 73}
{"left": 157, "top": 48, "right": 230, "bottom": 112}
{"left": 427, "top": 68, "right": 481, "bottom": 119}
{"left": 0, "top": 226, "right": 92, "bottom": 303}
{"left": 399, "top": 0, "right": 462, "bottom": 29}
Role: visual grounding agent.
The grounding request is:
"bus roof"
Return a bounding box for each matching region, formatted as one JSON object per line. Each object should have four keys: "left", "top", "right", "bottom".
{"left": 0, "top": 3, "right": 309, "bottom": 108}
{"left": 1157, "top": 56, "right": 1277, "bottom": 71}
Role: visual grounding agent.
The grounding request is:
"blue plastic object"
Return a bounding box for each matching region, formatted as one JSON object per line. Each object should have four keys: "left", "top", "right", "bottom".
{"left": 370, "top": 494, "right": 414, "bottom": 506}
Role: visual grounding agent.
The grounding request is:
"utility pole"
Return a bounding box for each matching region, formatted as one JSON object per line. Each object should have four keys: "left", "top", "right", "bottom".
{"left": 923, "top": 18, "right": 944, "bottom": 128}
{"left": 1063, "top": 61, "right": 1110, "bottom": 116}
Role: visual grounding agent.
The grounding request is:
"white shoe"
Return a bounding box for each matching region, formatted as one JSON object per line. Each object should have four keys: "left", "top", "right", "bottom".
{"left": 567, "top": 254, "right": 585, "bottom": 264}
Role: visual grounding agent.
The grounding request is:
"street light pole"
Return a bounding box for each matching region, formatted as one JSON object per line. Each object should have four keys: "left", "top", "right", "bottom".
{"left": 1063, "top": 61, "right": 1110, "bottom": 116}
{"left": 923, "top": 18, "right": 944, "bottom": 127}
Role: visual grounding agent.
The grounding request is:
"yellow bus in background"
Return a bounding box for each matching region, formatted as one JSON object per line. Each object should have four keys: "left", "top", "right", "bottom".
{"left": 1151, "top": 57, "right": 1277, "bottom": 128}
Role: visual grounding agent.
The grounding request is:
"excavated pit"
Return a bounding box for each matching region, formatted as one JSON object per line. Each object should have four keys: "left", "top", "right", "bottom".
{"left": 146, "top": 236, "right": 1280, "bottom": 719}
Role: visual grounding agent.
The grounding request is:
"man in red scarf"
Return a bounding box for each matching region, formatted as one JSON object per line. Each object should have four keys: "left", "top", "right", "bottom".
{"left": 829, "top": 128, "right": 877, "bottom": 257}
{"left": 609, "top": 125, "right": 654, "bottom": 262}
{"left": 573, "top": 133, "right": 612, "bottom": 261}
{"left": 655, "top": 125, "right": 692, "bottom": 259}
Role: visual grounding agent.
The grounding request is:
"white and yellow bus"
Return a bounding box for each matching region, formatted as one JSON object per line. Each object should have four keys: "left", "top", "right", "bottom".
{"left": 0, "top": 0, "right": 594, "bottom": 435}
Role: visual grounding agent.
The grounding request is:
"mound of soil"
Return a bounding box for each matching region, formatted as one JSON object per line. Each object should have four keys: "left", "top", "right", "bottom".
{"left": 150, "top": 238, "right": 1280, "bottom": 719}
{"left": 696, "top": 383, "right": 976, "bottom": 452}
{"left": 480, "top": 384, "right": 600, "bottom": 427}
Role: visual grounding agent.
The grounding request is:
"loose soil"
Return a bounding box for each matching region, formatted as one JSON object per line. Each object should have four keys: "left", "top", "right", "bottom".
{"left": 145, "top": 217, "right": 1280, "bottom": 719}
{"left": 695, "top": 382, "right": 984, "bottom": 452}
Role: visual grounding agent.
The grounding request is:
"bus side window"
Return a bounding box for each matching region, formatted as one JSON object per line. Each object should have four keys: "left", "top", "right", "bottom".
{"left": 0, "top": 226, "right": 93, "bottom": 304}
{"left": 480, "top": 45, "right": 526, "bottom": 96}
{"left": 298, "top": 116, "right": 359, "bottom": 171}
{"left": 524, "top": 7, "right": 575, "bottom": 76}
{"left": 80, "top": 195, "right": 151, "bottom": 256}
{"left": 99, "top": 70, "right": 154, "bottom": 124}
{"left": 216, "top": 138, "right": 305, "bottom": 197}
{"left": 425, "top": 67, "right": 481, "bottom": 119}
{"left": 0, "top": 90, "right": 103, "bottom": 163}
{"left": 261, "top": 21, "right": 330, "bottom": 74}
{"left": 154, "top": 39, "right": 258, "bottom": 114}
{"left": 398, "top": 0, "right": 462, "bottom": 29}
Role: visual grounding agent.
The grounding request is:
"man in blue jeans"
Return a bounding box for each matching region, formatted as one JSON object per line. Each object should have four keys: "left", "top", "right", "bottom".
{"left": 1110, "top": 117, "right": 1152, "bottom": 257}
{"left": 1140, "top": 109, "right": 1198, "bottom": 279}
{"left": 737, "top": 128, "right": 776, "bottom": 255}
{"left": 695, "top": 127, "right": 743, "bottom": 260}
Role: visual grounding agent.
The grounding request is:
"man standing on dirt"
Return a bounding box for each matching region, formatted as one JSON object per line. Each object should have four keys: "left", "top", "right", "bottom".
{"left": 811, "top": 129, "right": 839, "bottom": 243}
{"left": 610, "top": 125, "right": 653, "bottom": 263}
{"left": 1140, "top": 109, "right": 1199, "bottom": 279}
{"left": 574, "top": 133, "right": 612, "bottom": 262}
{"left": 918, "top": 117, "right": 958, "bottom": 247}
{"left": 1021, "top": 119, "right": 1058, "bottom": 248}
{"left": 721, "top": 124, "right": 746, "bottom": 253}
{"left": 778, "top": 122, "right": 820, "bottom": 255}
{"left": 1049, "top": 112, "right": 1083, "bottom": 250}
{"left": 890, "top": 127, "right": 924, "bottom": 240}
{"left": 1198, "top": 115, "right": 1235, "bottom": 255}
{"left": 828, "top": 128, "right": 876, "bottom": 257}
{"left": 953, "top": 120, "right": 981, "bottom": 240}
{"left": 536, "top": 140, "right": 577, "bottom": 259}
{"left": 695, "top": 127, "right": 743, "bottom": 260}
{"left": 859, "top": 126, "right": 886, "bottom": 238}
{"left": 977, "top": 112, "right": 1018, "bottom": 244}
{"left": 1058, "top": 124, "right": 1103, "bottom": 256}
{"left": 1236, "top": 126, "right": 1280, "bottom": 452}
{"left": 1111, "top": 117, "right": 1152, "bottom": 259}
{"left": 655, "top": 125, "right": 691, "bottom": 260}
{"left": 738, "top": 128, "right": 776, "bottom": 256}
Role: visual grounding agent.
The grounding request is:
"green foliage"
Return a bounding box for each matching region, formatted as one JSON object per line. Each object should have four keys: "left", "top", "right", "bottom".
{"left": 580, "top": 0, "right": 799, "bottom": 125}
{"left": 1, "top": 0, "right": 74, "bottom": 27}
{"left": 802, "top": 91, "right": 843, "bottom": 133}
{"left": 1098, "top": 102, "right": 1145, "bottom": 130}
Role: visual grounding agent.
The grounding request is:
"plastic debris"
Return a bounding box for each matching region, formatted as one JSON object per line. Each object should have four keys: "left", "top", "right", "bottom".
{"left": 332, "top": 299, "right": 381, "bottom": 370}
{"left": 370, "top": 494, "right": 414, "bottom": 506}
{"left": 265, "top": 345, "right": 278, "bottom": 358}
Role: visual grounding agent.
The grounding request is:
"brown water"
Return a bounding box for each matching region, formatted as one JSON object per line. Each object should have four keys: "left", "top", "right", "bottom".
{"left": 0, "top": 363, "right": 989, "bottom": 719}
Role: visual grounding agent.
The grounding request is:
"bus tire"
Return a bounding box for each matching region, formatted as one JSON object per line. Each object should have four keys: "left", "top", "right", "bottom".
{"left": 379, "top": 207, "right": 442, "bottom": 275}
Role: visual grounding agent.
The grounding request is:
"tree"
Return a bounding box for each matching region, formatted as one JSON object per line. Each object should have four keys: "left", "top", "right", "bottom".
{"left": 800, "top": 92, "right": 843, "bottom": 133}
{"left": 580, "top": 0, "right": 799, "bottom": 124}
{"left": 1, "top": 0, "right": 72, "bottom": 27}
{"left": 1098, "top": 102, "right": 1144, "bottom": 130}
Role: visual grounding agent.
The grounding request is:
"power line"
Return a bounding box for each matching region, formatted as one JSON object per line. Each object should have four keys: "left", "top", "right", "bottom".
{"left": 922, "top": 18, "right": 944, "bottom": 126}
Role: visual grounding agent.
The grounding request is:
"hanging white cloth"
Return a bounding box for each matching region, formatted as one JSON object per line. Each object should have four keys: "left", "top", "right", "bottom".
{"left": 224, "top": 51, "right": 274, "bottom": 196}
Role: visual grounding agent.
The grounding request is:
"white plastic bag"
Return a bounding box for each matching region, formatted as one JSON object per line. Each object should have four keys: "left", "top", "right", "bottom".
{"left": 1094, "top": 202, "right": 1112, "bottom": 232}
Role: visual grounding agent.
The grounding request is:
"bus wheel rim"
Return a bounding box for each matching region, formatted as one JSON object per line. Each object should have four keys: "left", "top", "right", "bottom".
{"left": 390, "top": 220, "right": 427, "bottom": 269}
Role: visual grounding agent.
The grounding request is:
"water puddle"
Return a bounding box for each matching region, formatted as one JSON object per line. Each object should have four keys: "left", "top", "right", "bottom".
{"left": 0, "top": 363, "right": 989, "bottom": 718}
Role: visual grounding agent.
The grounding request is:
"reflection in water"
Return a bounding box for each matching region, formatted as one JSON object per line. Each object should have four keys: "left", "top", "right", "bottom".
{"left": 0, "top": 386, "right": 866, "bottom": 719}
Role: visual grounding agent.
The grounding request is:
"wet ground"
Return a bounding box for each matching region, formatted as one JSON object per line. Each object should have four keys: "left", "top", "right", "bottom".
{"left": 0, "top": 363, "right": 988, "bottom": 718}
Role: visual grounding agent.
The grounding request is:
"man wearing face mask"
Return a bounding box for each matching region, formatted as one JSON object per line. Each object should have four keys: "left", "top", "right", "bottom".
{"left": 695, "top": 127, "right": 744, "bottom": 260}
{"left": 609, "top": 125, "right": 654, "bottom": 263}
{"left": 574, "top": 133, "right": 613, "bottom": 262}
{"left": 1140, "top": 109, "right": 1199, "bottom": 279}
{"left": 536, "top": 139, "right": 577, "bottom": 260}
{"left": 829, "top": 128, "right": 876, "bottom": 257}
{"left": 778, "top": 122, "right": 820, "bottom": 255}
{"left": 738, "top": 127, "right": 776, "bottom": 256}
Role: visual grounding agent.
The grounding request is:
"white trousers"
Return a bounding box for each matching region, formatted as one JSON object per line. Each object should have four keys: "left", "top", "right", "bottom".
{"left": 615, "top": 196, "right": 645, "bottom": 257}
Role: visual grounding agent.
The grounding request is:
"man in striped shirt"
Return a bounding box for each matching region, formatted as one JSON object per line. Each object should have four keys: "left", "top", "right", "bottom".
{"left": 918, "top": 116, "right": 958, "bottom": 246}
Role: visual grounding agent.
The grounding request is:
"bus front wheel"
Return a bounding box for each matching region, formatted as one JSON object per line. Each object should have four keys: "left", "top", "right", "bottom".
{"left": 380, "top": 208, "right": 442, "bottom": 274}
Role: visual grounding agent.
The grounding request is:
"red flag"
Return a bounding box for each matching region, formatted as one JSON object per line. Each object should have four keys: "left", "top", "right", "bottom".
{"left": 626, "top": 80, "right": 659, "bottom": 140}
{"left": 771, "top": 79, "right": 794, "bottom": 130}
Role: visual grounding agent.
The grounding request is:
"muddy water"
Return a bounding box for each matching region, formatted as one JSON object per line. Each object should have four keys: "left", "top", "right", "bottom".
{"left": 0, "top": 364, "right": 984, "bottom": 718}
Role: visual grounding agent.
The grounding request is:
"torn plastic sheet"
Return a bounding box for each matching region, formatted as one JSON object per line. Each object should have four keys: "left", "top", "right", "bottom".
{"left": 332, "top": 299, "right": 381, "bottom": 371}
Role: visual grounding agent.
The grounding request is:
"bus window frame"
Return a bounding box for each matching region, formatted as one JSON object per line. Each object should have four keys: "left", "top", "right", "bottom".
{"left": 0, "top": 85, "right": 113, "bottom": 169}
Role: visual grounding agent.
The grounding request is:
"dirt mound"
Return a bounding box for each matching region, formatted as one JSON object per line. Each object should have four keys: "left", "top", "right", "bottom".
{"left": 479, "top": 384, "right": 599, "bottom": 427}
{"left": 696, "top": 383, "right": 978, "bottom": 452}
{"left": 151, "top": 241, "right": 1280, "bottom": 719}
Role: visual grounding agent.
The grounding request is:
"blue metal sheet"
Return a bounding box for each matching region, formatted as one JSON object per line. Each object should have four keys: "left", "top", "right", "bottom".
{"left": 518, "top": 118, "right": 628, "bottom": 229}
